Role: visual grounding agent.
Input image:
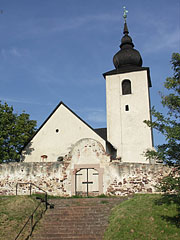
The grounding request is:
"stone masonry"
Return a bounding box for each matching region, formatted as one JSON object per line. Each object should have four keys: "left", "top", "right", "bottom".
{"left": 0, "top": 161, "right": 171, "bottom": 196}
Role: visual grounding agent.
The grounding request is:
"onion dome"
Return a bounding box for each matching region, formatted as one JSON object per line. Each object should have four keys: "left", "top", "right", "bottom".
{"left": 113, "top": 22, "right": 143, "bottom": 69}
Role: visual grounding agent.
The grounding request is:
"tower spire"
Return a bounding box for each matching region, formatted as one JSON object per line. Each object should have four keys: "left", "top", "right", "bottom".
{"left": 112, "top": 6, "right": 142, "bottom": 69}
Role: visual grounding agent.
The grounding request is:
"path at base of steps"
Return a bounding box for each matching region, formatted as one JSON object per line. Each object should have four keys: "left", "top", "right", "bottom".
{"left": 32, "top": 197, "right": 129, "bottom": 240}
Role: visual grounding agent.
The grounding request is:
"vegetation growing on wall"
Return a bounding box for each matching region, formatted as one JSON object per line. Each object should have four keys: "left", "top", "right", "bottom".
{"left": 0, "top": 101, "right": 37, "bottom": 163}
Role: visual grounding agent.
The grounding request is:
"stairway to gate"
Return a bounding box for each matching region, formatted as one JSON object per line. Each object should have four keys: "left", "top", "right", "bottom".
{"left": 31, "top": 197, "right": 128, "bottom": 240}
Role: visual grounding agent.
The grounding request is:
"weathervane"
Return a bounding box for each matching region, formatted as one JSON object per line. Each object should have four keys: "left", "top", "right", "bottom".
{"left": 123, "top": 6, "right": 128, "bottom": 22}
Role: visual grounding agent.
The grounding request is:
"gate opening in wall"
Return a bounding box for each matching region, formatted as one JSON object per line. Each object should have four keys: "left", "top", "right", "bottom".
{"left": 75, "top": 168, "right": 99, "bottom": 196}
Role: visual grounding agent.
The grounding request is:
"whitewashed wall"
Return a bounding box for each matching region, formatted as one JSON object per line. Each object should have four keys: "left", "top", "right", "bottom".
{"left": 106, "top": 70, "right": 153, "bottom": 163}
{"left": 22, "top": 103, "right": 106, "bottom": 162}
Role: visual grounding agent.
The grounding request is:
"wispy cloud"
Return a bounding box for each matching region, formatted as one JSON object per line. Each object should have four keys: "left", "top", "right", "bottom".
{"left": 0, "top": 97, "right": 52, "bottom": 106}
{"left": 77, "top": 107, "right": 106, "bottom": 123}
{"left": 1, "top": 47, "right": 29, "bottom": 58}
{"left": 15, "top": 13, "right": 120, "bottom": 38}
{"left": 52, "top": 13, "right": 119, "bottom": 33}
{"left": 140, "top": 13, "right": 180, "bottom": 54}
{"left": 143, "top": 27, "right": 180, "bottom": 54}
{"left": 86, "top": 110, "right": 106, "bottom": 123}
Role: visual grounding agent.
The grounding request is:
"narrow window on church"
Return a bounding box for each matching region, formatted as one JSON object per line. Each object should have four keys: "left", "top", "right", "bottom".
{"left": 122, "top": 79, "right": 131, "bottom": 95}
{"left": 125, "top": 105, "right": 129, "bottom": 111}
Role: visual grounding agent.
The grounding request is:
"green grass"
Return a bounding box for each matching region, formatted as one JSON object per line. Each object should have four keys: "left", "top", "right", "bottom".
{"left": 104, "top": 194, "right": 180, "bottom": 240}
{"left": 0, "top": 195, "right": 45, "bottom": 240}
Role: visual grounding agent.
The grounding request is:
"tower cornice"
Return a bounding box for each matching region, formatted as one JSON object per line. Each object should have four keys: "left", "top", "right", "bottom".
{"left": 103, "top": 67, "right": 152, "bottom": 87}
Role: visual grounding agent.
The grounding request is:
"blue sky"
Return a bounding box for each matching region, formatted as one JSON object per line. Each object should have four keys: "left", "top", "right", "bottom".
{"left": 0, "top": 0, "right": 179, "bottom": 147}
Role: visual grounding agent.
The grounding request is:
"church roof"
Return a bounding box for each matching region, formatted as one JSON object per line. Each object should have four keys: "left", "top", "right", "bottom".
{"left": 94, "top": 128, "right": 107, "bottom": 141}
{"left": 113, "top": 22, "right": 143, "bottom": 69}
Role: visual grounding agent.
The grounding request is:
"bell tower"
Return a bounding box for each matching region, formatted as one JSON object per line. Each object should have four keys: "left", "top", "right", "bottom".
{"left": 103, "top": 8, "right": 153, "bottom": 163}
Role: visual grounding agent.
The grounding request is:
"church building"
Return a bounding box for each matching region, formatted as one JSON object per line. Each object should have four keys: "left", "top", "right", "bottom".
{"left": 19, "top": 14, "right": 157, "bottom": 196}
{"left": 22, "top": 16, "right": 153, "bottom": 164}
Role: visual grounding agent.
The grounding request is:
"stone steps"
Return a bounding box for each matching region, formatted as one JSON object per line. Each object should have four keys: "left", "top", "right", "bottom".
{"left": 32, "top": 197, "right": 128, "bottom": 240}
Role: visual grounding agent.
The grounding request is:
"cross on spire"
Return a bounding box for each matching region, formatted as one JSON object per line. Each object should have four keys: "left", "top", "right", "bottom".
{"left": 123, "top": 6, "right": 128, "bottom": 22}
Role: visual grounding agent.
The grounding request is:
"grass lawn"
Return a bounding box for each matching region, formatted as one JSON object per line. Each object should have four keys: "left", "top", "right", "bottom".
{"left": 0, "top": 195, "right": 45, "bottom": 240}
{"left": 104, "top": 194, "right": 180, "bottom": 240}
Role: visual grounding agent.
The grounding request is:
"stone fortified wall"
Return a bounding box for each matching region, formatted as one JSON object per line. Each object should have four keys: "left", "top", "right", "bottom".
{"left": 0, "top": 162, "right": 67, "bottom": 196}
{"left": 0, "top": 162, "right": 171, "bottom": 196}
{"left": 105, "top": 162, "right": 170, "bottom": 195}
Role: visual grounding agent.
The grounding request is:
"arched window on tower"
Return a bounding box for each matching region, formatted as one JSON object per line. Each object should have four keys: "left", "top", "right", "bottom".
{"left": 122, "top": 79, "right": 132, "bottom": 95}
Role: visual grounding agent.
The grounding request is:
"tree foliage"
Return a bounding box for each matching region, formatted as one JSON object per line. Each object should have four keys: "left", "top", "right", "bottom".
{"left": 145, "top": 52, "right": 180, "bottom": 195}
{"left": 0, "top": 102, "right": 37, "bottom": 163}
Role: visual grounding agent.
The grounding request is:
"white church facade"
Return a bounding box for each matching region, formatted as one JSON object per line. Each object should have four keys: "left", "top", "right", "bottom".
{"left": 21, "top": 101, "right": 115, "bottom": 163}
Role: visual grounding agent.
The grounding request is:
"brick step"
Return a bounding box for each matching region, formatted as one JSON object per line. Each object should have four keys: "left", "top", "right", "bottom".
{"left": 33, "top": 237, "right": 101, "bottom": 240}
{"left": 43, "top": 213, "right": 109, "bottom": 218}
{"left": 50, "top": 206, "right": 112, "bottom": 210}
{"left": 49, "top": 204, "right": 113, "bottom": 208}
{"left": 33, "top": 233, "right": 103, "bottom": 237}
{"left": 45, "top": 211, "right": 110, "bottom": 216}
{"left": 35, "top": 227, "right": 106, "bottom": 232}
{"left": 37, "top": 237, "right": 104, "bottom": 239}
{"left": 40, "top": 223, "right": 108, "bottom": 227}
{"left": 35, "top": 225, "right": 107, "bottom": 230}
{"left": 45, "top": 209, "right": 112, "bottom": 215}
{"left": 45, "top": 209, "right": 111, "bottom": 214}
{"left": 41, "top": 222, "right": 108, "bottom": 226}
{"left": 43, "top": 217, "right": 108, "bottom": 222}
{"left": 42, "top": 212, "right": 109, "bottom": 217}
{"left": 34, "top": 229, "right": 105, "bottom": 234}
{"left": 42, "top": 217, "right": 108, "bottom": 221}
{"left": 40, "top": 228, "right": 106, "bottom": 232}
{"left": 41, "top": 215, "right": 109, "bottom": 219}
{"left": 43, "top": 216, "right": 108, "bottom": 219}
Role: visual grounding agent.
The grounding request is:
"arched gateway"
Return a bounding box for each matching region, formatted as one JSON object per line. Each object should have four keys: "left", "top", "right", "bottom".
{"left": 70, "top": 139, "right": 105, "bottom": 196}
